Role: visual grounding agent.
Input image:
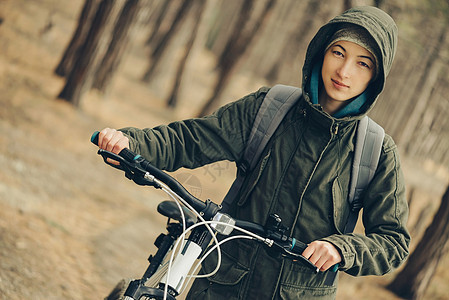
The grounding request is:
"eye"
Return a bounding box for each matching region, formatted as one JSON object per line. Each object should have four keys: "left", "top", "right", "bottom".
{"left": 359, "top": 61, "right": 371, "bottom": 69}
{"left": 332, "top": 50, "right": 344, "bottom": 57}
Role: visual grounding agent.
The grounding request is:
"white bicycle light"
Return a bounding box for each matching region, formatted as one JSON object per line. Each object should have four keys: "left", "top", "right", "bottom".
{"left": 211, "top": 212, "right": 236, "bottom": 236}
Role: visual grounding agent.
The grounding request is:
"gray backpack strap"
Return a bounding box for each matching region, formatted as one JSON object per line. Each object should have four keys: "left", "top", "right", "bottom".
{"left": 221, "top": 85, "right": 302, "bottom": 213}
{"left": 325, "top": 116, "right": 385, "bottom": 286}
{"left": 344, "top": 116, "right": 385, "bottom": 234}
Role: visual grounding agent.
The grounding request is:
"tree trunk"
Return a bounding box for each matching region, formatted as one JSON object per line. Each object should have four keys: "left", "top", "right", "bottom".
{"left": 388, "top": 184, "right": 449, "bottom": 299}
{"left": 142, "top": 0, "right": 192, "bottom": 83}
{"left": 343, "top": 0, "right": 353, "bottom": 11}
{"left": 92, "top": 0, "right": 141, "bottom": 93}
{"left": 373, "top": 0, "right": 385, "bottom": 8}
{"left": 205, "top": 0, "right": 242, "bottom": 58}
{"left": 57, "top": 0, "right": 122, "bottom": 106}
{"left": 197, "top": 0, "right": 276, "bottom": 117}
{"left": 196, "top": 0, "right": 254, "bottom": 116}
{"left": 167, "top": 0, "right": 206, "bottom": 108}
{"left": 266, "top": 0, "right": 323, "bottom": 83}
{"left": 145, "top": 1, "right": 173, "bottom": 46}
{"left": 54, "top": 0, "right": 100, "bottom": 77}
{"left": 397, "top": 26, "right": 448, "bottom": 148}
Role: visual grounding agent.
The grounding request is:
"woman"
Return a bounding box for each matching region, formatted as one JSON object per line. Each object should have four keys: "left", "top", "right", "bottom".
{"left": 97, "top": 6, "right": 410, "bottom": 299}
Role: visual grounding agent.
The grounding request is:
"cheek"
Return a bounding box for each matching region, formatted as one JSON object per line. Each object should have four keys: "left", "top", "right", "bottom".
{"left": 321, "top": 57, "right": 333, "bottom": 80}
{"left": 357, "top": 74, "right": 372, "bottom": 91}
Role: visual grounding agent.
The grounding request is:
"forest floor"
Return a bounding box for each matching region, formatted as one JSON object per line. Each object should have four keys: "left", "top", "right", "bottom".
{"left": 1, "top": 0, "right": 448, "bottom": 299}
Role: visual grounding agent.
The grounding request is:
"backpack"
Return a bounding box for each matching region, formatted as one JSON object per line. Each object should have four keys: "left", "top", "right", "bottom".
{"left": 221, "top": 84, "right": 385, "bottom": 282}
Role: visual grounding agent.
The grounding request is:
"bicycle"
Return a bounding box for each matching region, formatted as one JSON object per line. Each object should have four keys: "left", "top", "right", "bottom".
{"left": 91, "top": 131, "right": 320, "bottom": 300}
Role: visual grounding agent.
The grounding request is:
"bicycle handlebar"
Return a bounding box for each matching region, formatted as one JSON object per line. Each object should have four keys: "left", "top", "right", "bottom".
{"left": 91, "top": 131, "right": 319, "bottom": 273}
{"left": 91, "top": 131, "right": 212, "bottom": 215}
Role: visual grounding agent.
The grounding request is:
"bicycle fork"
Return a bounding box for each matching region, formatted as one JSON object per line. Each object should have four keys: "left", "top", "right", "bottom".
{"left": 160, "top": 226, "right": 211, "bottom": 297}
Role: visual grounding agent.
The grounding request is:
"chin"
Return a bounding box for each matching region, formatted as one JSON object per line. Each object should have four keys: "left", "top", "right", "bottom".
{"left": 326, "top": 90, "right": 352, "bottom": 102}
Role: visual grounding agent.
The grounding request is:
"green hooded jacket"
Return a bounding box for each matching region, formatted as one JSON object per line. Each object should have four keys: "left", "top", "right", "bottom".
{"left": 120, "top": 6, "right": 410, "bottom": 300}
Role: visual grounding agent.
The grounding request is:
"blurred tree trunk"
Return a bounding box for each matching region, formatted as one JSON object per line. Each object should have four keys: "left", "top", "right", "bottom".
{"left": 396, "top": 26, "right": 447, "bottom": 149}
{"left": 145, "top": 1, "right": 175, "bottom": 46}
{"left": 197, "top": 0, "right": 276, "bottom": 117}
{"left": 58, "top": 0, "right": 122, "bottom": 106}
{"left": 408, "top": 76, "right": 448, "bottom": 162}
{"left": 205, "top": 0, "right": 240, "bottom": 58}
{"left": 343, "top": 0, "right": 352, "bottom": 11}
{"left": 142, "top": 0, "right": 192, "bottom": 83}
{"left": 398, "top": 26, "right": 448, "bottom": 145}
{"left": 265, "top": 0, "right": 323, "bottom": 83}
{"left": 388, "top": 184, "right": 449, "bottom": 299}
{"left": 92, "top": 0, "right": 142, "bottom": 93}
{"left": 373, "top": 0, "right": 385, "bottom": 8}
{"left": 54, "top": 0, "right": 100, "bottom": 77}
{"left": 166, "top": 0, "right": 206, "bottom": 108}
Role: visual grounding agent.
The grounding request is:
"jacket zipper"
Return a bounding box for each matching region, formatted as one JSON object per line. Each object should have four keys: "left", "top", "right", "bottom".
{"left": 333, "top": 123, "right": 339, "bottom": 135}
{"left": 290, "top": 121, "right": 336, "bottom": 234}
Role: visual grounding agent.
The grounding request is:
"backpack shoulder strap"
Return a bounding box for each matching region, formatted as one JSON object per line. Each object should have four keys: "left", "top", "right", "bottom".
{"left": 344, "top": 116, "right": 385, "bottom": 234}
{"left": 243, "top": 85, "right": 302, "bottom": 172}
{"left": 221, "top": 84, "right": 302, "bottom": 213}
{"left": 325, "top": 116, "right": 385, "bottom": 286}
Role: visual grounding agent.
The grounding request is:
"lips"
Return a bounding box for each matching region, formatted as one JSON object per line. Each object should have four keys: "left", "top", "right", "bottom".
{"left": 331, "top": 79, "right": 349, "bottom": 89}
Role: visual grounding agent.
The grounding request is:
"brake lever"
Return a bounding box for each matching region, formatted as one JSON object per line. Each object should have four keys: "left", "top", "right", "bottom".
{"left": 97, "top": 149, "right": 160, "bottom": 187}
{"left": 98, "top": 149, "right": 127, "bottom": 171}
{"left": 280, "top": 247, "right": 320, "bottom": 274}
{"left": 269, "top": 240, "right": 319, "bottom": 274}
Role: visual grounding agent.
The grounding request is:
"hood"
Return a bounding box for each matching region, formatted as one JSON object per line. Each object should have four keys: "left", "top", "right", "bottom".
{"left": 302, "top": 6, "right": 398, "bottom": 119}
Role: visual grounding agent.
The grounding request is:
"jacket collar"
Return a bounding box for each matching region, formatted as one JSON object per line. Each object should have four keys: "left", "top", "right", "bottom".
{"left": 301, "top": 90, "right": 356, "bottom": 135}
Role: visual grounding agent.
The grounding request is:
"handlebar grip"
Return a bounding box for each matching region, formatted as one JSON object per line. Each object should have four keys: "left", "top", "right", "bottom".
{"left": 90, "top": 131, "right": 140, "bottom": 162}
{"left": 330, "top": 264, "right": 339, "bottom": 272}
{"left": 91, "top": 131, "right": 100, "bottom": 145}
{"left": 118, "top": 147, "right": 140, "bottom": 162}
{"left": 288, "top": 239, "right": 320, "bottom": 273}
{"left": 290, "top": 238, "right": 339, "bottom": 273}
{"left": 290, "top": 238, "right": 307, "bottom": 255}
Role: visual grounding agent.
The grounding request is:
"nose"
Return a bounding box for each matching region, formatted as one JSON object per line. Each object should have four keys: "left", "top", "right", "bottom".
{"left": 336, "top": 61, "right": 351, "bottom": 79}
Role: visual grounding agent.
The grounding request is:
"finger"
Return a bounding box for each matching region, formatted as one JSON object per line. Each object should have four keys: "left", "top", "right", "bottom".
{"left": 99, "top": 128, "right": 114, "bottom": 150}
{"left": 104, "top": 130, "right": 119, "bottom": 152}
{"left": 314, "top": 256, "right": 328, "bottom": 271}
{"left": 97, "top": 129, "right": 106, "bottom": 149}
{"left": 320, "top": 260, "right": 336, "bottom": 272}
{"left": 303, "top": 246, "right": 322, "bottom": 268}
{"left": 308, "top": 251, "right": 333, "bottom": 272}
{"left": 111, "top": 136, "right": 129, "bottom": 154}
{"left": 106, "top": 131, "right": 123, "bottom": 152}
{"left": 301, "top": 244, "right": 315, "bottom": 260}
{"left": 302, "top": 242, "right": 325, "bottom": 268}
{"left": 321, "top": 252, "right": 342, "bottom": 271}
{"left": 307, "top": 252, "right": 318, "bottom": 265}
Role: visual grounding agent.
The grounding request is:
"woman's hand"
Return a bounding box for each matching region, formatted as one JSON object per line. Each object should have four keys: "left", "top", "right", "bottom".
{"left": 97, "top": 128, "right": 130, "bottom": 164}
{"left": 302, "top": 240, "right": 342, "bottom": 272}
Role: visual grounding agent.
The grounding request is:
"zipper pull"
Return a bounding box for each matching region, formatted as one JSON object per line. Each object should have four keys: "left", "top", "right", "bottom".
{"left": 332, "top": 123, "right": 339, "bottom": 135}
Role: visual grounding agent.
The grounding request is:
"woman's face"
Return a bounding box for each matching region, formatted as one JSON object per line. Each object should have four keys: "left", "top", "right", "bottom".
{"left": 321, "top": 40, "right": 375, "bottom": 104}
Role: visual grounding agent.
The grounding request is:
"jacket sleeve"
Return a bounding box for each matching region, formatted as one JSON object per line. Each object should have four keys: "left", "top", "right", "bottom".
{"left": 118, "top": 88, "right": 269, "bottom": 172}
{"left": 322, "top": 134, "right": 410, "bottom": 276}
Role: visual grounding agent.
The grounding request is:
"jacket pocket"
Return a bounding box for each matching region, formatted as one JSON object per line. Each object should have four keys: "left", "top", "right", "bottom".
{"left": 203, "top": 249, "right": 248, "bottom": 285}
{"left": 331, "top": 177, "right": 349, "bottom": 234}
{"left": 279, "top": 285, "right": 337, "bottom": 300}
{"left": 279, "top": 261, "right": 337, "bottom": 299}
{"left": 237, "top": 149, "right": 271, "bottom": 206}
{"left": 189, "top": 249, "right": 249, "bottom": 299}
